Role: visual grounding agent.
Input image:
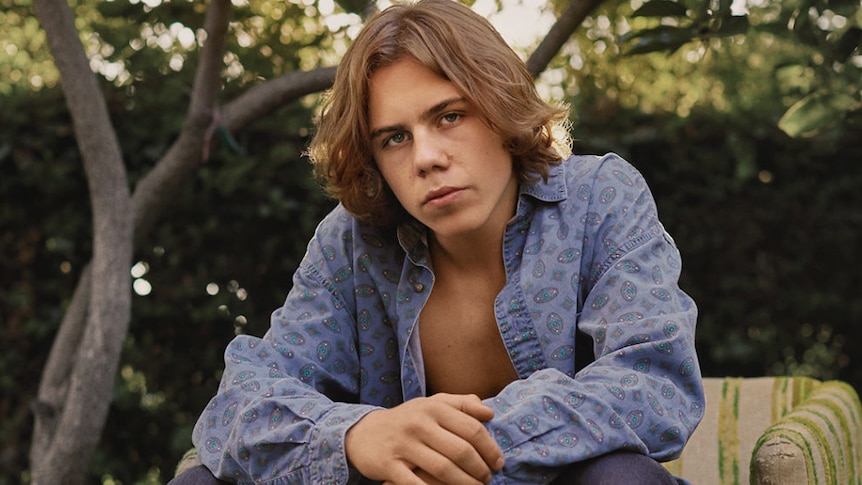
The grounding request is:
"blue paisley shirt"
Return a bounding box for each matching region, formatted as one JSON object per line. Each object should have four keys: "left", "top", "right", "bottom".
{"left": 192, "top": 153, "right": 704, "bottom": 484}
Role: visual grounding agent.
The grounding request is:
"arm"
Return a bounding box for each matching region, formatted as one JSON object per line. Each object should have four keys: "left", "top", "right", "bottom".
{"left": 484, "top": 155, "right": 704, "bottom": 483}
{"left": 192, "top": 213, "right": 380, "bottom": 484}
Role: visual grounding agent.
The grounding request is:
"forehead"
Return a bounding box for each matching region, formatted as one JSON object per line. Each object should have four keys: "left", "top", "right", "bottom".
{"left": 367, "top": 58, "right": 463, "bottom": 126}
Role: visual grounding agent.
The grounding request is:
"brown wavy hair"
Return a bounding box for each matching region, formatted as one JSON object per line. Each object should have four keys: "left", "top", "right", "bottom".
{"left": 307, "top": 0, "right": 570, "bottom": 226}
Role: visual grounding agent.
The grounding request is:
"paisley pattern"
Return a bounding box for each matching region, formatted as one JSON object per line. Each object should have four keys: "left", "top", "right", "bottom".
{"left": 192, "top": 154, "right": 704, "bottom": 484}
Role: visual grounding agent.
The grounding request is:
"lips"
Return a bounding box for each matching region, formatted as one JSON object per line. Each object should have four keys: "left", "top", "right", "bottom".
{"left": 423, "top": 186, "right": 463, "bottom": 205}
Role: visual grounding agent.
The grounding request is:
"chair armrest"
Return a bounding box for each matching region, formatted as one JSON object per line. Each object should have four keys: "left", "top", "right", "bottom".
{"left": 175, "top": 448, "right": 203, "bottom": 477}
{"left": 751, "top": 381, "right": 862, "bottom": 485}
{"left": 663, "top": 376, "right": 819, "bottom": 484}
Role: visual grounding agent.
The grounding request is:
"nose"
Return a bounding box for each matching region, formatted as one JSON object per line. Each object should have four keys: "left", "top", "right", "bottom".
{"left": 412, "top": 129, "right": 449, "bottom": 177}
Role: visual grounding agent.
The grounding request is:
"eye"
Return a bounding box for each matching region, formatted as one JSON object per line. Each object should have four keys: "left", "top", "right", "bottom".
{"left": 384, "top": 132, "right": 407, "bottom": 148}
{"left": 441, "top": 112, "right": 461, "bottom": 124}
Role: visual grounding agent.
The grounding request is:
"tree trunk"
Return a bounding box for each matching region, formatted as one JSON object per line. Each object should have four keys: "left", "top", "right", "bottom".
{"left": 30, "top": 1, "right": 132, "bottom": 483}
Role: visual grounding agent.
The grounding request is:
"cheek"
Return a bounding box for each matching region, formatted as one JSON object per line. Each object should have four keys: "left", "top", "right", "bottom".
{"left": 377, "top": 163, "right": 410, "bottom": 201}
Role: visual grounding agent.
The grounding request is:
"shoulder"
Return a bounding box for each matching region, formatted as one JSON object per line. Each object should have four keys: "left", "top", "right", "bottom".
{"left": 560, "top": 152, "right": 647, "bottom": 190}
{"left": 306, "top": 204, "right": 400, "bottom": 268}
{"left": 311, "top": 204, "right": 393, "bottom": 244}
{"left": 312, "top": 204, "right": 357, "bottom": 241}
{"left": 557, "top": 153, "right": 661, "bottom": 235}
{"left": 522, "top": 153, "right": 649, "bottom": 207}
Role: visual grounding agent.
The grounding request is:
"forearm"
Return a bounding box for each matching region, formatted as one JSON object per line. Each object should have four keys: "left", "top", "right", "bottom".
{"left": 193, "top": 334, "right": 380, "bottom": 484}
{"left": 483, "top": 215, "right": 703, "bottom": 482}
{"left": 483, "top": 360, "right": 701, "bottom": 483}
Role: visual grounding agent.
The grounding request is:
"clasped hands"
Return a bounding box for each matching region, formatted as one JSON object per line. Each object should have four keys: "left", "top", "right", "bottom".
{"left": 345, "top": 393, "right": 505, "bottom": 485}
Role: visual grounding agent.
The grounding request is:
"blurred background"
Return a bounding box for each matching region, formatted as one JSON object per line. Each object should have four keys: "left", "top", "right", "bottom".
{"left": 2, "top": 0, "right": 860, "bottom": 483}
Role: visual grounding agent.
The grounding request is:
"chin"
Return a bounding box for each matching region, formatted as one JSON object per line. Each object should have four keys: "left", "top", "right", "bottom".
{"left": 427, "top": 219, "right": 485, "bottom": 239}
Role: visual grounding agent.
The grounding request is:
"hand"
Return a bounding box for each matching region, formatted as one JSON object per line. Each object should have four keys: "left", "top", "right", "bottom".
{"left": 345, "top": 393, "right": 505, "bottom": 485}
{"left": 383, "top": 468, "right": 448, "bottom": 485}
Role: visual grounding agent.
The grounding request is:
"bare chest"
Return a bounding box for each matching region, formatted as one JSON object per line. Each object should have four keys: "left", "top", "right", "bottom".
{"left": 418, "top": 276, "right": 519, "bottom": 399}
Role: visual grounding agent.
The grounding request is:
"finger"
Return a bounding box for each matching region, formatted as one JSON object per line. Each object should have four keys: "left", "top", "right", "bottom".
{"left": 412, "top": 411, "right": 499, "bottom": 482}
{"left": 384, "top": 462, "right": 431, "bottom": 485}
{"left": 408, "top": 442, "right": 487, "bottom": 485}
{"left": 429, "top": 403, "right": 504, "bottom": 472}
{"left": 415, "top": 468, "right": 451, "bottom": 485}
{"left": 434, "top": 393, "right": 495, "bottom": 422}
{"left": 457, "top": 394, "right": 495, "bottom": 422}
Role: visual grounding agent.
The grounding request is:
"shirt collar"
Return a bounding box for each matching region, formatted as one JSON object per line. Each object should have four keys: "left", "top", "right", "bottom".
{"left": 396, "top": 218, "right": 429, "bottom": 266}
{"left": 518, "top": 160, "right": 568, "bottom": 203}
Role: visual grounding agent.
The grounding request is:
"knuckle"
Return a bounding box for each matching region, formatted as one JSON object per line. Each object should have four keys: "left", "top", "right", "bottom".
{"left": 451, "top": 440, "right": 477, "bottom": 462}
{"left": 424, "top": 455, "right": 450, "bottom": 476}
{"left": 464, "top": 420, "right": 486, "bottom": 440}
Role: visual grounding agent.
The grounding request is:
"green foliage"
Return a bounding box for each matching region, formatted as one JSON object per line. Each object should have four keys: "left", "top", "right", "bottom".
{"left": 619, "top": 0, "right": 862, "bottom": 137}
{"left": 0, "top": 88, "right": 90, "bottom": 484}
{"left": 779, "top": 90, "right": 858, "bottom": 137}
{"left": 0, "top": 1, "right": 59, "bottom": 93}
{"left": 620, "top": 0, "right": 750, "bottom": 55}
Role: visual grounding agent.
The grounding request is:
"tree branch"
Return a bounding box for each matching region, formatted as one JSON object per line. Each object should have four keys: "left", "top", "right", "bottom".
{"left": 526, "top": 0, "right": 604, "bottom": 77}
{"left": 131, "top": 0, "right": 232, "bottom": 244}
{"left": 188, "top": 0, "right": 230, "bottom": 120}
{"left": 30, "top": 264, "right": 91, "bottom": 461}
{"left": 222, "top": 66, "right": 337, "bottom": 132}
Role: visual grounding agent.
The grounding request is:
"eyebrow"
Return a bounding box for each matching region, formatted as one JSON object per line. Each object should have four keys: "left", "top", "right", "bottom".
{"left": 369, "top": 96, "right": 466, "bottom": 142}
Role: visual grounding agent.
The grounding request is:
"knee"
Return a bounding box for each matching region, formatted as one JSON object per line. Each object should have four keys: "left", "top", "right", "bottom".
{"left": 553, "top": 451, "right": 677, "bottom": 485}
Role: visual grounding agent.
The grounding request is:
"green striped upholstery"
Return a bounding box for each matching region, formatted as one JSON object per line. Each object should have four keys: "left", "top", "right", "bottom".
{"left": 751, "top": 380, "right": 862, "bottom": 485}
{"left": 664, "top": 377, "right": 862, "bottom": 485}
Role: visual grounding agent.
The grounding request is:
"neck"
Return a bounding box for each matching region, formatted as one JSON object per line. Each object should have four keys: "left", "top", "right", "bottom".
{"left": 428, "top": 176, "right": 519, "bottom": 273}
{"left": 430, "top": 227, "right": 504, "bottom": 272}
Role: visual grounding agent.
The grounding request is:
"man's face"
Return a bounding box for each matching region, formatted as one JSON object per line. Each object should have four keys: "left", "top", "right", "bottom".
{"left": 368, "top": 58, "right": 517, "bottom": 242}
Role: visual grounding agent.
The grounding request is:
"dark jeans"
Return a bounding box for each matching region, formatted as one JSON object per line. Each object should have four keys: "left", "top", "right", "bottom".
{"left": 550, "top": 451, "right": 678, "bottom": 485}
{"left": 167, "top": 465, "right": 229, "bottom": 485}
{"left": 169, "top": 451, "right": 677, "bottom": 484}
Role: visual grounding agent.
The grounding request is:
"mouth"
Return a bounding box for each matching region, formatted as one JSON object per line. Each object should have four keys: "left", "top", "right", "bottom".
{"left": 423, "top": 186, "right": 463, "bottom": 205}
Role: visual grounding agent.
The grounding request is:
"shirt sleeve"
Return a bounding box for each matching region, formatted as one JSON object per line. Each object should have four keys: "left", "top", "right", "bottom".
{"left": 483, "top": 154, "right": 704, "bottom": 484}
{"left": 191, "top": 218, "right": 379, "bottom": 485}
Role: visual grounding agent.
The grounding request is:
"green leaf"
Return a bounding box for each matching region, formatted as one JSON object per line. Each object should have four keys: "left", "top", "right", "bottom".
{"left": 834, "top": 27, "right": 862, "bottom": 63}
{"left": 631, "top": 0, "right": 689, "bottom": 18}
{"left": 96, "top": 1, "right": 138, "bottom": 18}
{"left": 717, "top": 0, "right": 734, "bottom": 17}
{"left": 618, "top": 24, "right": 687, "bottom": 43}
{"left": 712, "top": 15, "right": 750, "bottom": 37}
{"left": 335, "top": 0, "right": 371, "bottom": 15}
{"left": 622, "top": 25, "right": 698, "bottom": 55}
{"left": 778, "top": 91, "right": 858, "bottom": 137}
{"left": 791, "top": 9, "right": 820, "bottom": 47}
{"left": 825, "top": 0, "right": 862, "bottom": 17}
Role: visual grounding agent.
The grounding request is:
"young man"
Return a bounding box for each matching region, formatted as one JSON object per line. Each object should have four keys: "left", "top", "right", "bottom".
{"left": 179, "top": 1, "right": 704, "bottom": 483}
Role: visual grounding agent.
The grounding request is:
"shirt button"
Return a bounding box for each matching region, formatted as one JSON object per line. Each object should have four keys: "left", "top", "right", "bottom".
{"left": 412, "top": 282, "right": 425, "bottom": 292}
